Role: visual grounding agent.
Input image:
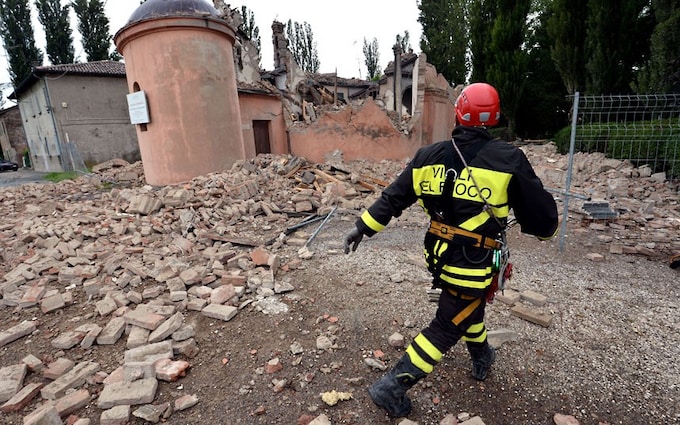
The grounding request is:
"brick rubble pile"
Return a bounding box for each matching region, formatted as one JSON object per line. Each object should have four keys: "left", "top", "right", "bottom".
{"left": 0, "top": 145, "right": 677, "bottom": 424}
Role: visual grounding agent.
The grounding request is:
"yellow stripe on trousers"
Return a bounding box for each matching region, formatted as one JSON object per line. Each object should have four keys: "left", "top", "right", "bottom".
{"left": 405, "top": 333, "right": 443, "bottom": 374}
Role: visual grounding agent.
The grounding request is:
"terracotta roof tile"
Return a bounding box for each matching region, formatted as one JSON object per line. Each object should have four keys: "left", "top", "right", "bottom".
{"left": 34, "top": 60, "right": 126, "bottom": 77}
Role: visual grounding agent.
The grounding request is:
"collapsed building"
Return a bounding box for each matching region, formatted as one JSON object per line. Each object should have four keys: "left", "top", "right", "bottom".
{"left": 114, "top": 0, "right": 458, "bottom": 185}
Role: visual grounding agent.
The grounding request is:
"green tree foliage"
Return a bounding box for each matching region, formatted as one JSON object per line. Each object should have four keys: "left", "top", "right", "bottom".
{"left": 362, "top": 37, "right": 380, "bottom": 80}
{"left": 636, "top": 0, "right": 680, "bottom": 93}
{"left": 546, "top": 0, "right": 587, "bottom": 94}
{"left": 468, "top": 0, "right": 497, "bottom": 83}
{"left": 396, "top": 30, "right": 411, "bottom": 53}
{"left": 516, "top": 2, "right": 570, "bottom": 138}
{"left": 0, "top": 0, "right": 43, "bottom": 86}
{"left": 35, "top": 0, "right": 75, "bottom": 65}
{"left": 71, "top": 0, "right": 117, "bottom": 61}
{"left": 239, "top": 5, "right": 261, "bottom": 67}
{"left": 418, "top": 0, "right": 467, "bottom": 85}
{"left": 585, "top": 0, "right": 653, "bottom": 94}
{"left": 285, "top": 19, "right": 320, "bottom": 73}
{"left": 485, "top": 0, "right": 532, "bottom": 134}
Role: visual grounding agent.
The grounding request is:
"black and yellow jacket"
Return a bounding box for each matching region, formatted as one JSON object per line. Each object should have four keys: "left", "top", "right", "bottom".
{"left": 355, "top": 126, "right": 559, "bottom": 298}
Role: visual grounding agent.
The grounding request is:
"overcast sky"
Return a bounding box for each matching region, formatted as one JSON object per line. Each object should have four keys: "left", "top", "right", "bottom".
{"left": 1, "top": 0, "right": 423, "bottom": 96}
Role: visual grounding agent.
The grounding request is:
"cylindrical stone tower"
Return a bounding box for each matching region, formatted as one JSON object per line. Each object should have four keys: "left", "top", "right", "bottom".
{"left": 114, "top": 0, "right": 244, "bottom": 185}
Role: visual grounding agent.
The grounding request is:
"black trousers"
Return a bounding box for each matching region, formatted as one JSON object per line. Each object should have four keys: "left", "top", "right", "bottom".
{"left": 405, "top": 287, "right": 488, "bottom": 374}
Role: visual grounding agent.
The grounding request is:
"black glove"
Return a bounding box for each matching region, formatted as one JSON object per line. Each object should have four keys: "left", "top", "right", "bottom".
{"left": 344, "top": 227, "right": 364, "bottom": 254}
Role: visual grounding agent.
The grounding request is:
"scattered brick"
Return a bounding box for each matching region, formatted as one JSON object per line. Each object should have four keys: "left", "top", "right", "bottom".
{"left": 41, "top": 293, "right": 66, "bottom": 313}
{"left": 0, "top": 363, "right": 28, "bottom": 403}
{"left": 43, "top": 358, "right": 76, "bottom": 380}
{"left": 155, "top": 359, "right": 190, "bottom": 382}
{"left": 96, "top": 318, "right": 126, "bottom": 345}
{"left": 24, "top": 405, "right": 63, "bottom": 425}
{"left": 96, "top": 296, "right": 118, "bottom": 317}
{"left": 100, "top": 404, "right": 131, "bottom": 425}
{"left": 41, "top": 361, "right": 100, "bottom": 400}
{"left": 22, "top": 354, "right": 44, "bottom": 372}
{"left": 96, "top": 378, "right": 158, "bottom": 409}
{"left": 124, "top": 341, "right": 174, "bottom": 364}
{"left": 51, "top": 330, "right": 87, "bottom": 350}
{"left": 210, "top": 285, "right": 236, "bottom": 305}
{"left": 0, "top": 320, "right": 37, "bottom": 348}
{"left": 172, "top": 338, "right": 199, "bottom": 358}
{"left": 148, "top": 312, "right": 184, "bottom": 344}
{"left": 201, "top": 304, "right": 238, "bottom": 322}
{"left": 510, "top": 304, "right": 553, "bottom": 328}
{"left": 174, "top": 394, "right": 199, "bottom": 411}
{"left": 55, "top": 389, "right": 90, "bottom": 417}
{"left": 19, "top": 284, "right": 46, "bottom": 308}
{"left": 520, "top": 290, "right": 548, "bottom": 307}
{"left": 0, "top": 382, "right": 43, "bottom": 413}
{"left": 126, "top": 326, "right": 150, "bottom": 349}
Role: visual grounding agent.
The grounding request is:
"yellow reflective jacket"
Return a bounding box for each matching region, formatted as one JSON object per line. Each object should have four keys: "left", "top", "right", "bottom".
{"left": 356, "top": 126, "right": 559, "bottom": 298}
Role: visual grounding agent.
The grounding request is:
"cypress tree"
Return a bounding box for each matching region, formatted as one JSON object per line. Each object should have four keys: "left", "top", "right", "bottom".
{"left": 485, "top": 0, "right": 532, "bottom": 134}
{"left": 71, "top": 0, "right": 115, "bottom": 61}
{"left": 546, "top": 0, "right": 587, "bottom": 94}
{"left": 363, "top": 37, "right": 380, "bottom": 80}
{"left": 418, "top": 0, "right": 467, "bottom": 85}
{"left": 469, "top": 0, "right": 497, "bottom": 83}
{"left": 35, "top": 0, "right": 75, "bottom": 65}
{"left": 517, "top": 1, "right": 571, "bottom": 138}
{"left": 585, "top": 0, "right": 653, "bottom": 94}
{"left": 285, "top": 19, "right": 320, "bottom": 73}
{"left": 637, "top": 0, "right": 680, "bottom": 93}
{"left": 0, "top": 0, "right": 43, "bottom": 86}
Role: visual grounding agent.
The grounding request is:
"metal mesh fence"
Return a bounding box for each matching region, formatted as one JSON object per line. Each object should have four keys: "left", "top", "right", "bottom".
{"left": 571, "top": 93, "right": 680, "bottom": 181}
{"left": 557, "top": 93, "right": 680, "bottom": 251}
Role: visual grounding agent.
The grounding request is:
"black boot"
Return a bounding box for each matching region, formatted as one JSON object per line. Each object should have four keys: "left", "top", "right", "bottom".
{"left": 367, "top": 355, "right": 426, "bottom": 417}
{"left": 467, "top": 342, "right": 496, "bottom": 381}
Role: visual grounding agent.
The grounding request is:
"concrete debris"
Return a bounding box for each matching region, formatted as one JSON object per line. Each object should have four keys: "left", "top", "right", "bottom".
{"left": 0, "top": 320, "right": 37, "bottom": 348}
{"left": 0, "top": 364, "right": 27, "bottom": 403}
{"left": 0, "top": 147, "right": 677, "bottom": 423}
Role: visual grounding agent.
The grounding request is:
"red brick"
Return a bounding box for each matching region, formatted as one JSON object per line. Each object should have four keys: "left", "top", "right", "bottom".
{"left": 55, "top": 389, "right": 90, "bottom": 417}
{"left": 43, "top": 358, "right": 75, "bottom": 380}
{"left": 0, "top": 382, "right": 43, "bottom": 412}
{"left": 155, "top": 359, "right": 190, "bottom": 382}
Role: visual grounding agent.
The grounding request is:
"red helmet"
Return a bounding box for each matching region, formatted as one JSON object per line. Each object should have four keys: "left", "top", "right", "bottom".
{"left": 455, "top": 83, "right": 500, "bottom": 127}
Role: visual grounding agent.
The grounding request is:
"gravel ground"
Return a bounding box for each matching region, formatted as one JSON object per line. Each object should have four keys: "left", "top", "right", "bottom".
{"left": 305, "top": 208, "right": 680, "bottom": 424}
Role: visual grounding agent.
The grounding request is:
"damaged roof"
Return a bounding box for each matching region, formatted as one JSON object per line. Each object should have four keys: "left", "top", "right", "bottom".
{"left": 383, "top": 52, "right": 419, "bottom": 76}
{"left": 237, "top": 80, "right": 281, "bottom": 97}
{"left": 312, "top": 73, "right": 377, "bottom": 89}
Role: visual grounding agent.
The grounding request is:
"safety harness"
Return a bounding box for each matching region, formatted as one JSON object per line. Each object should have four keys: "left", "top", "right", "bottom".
{"left": 426, "top": 137, "right": 512, "bottom": 303}
{"left": 428, "top": 221, "right": 501, "bottom": 250}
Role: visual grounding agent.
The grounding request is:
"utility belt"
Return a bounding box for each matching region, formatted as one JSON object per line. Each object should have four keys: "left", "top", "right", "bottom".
{"left": 446, "top": 287, "right": 478, "bottom": 300}
{"left": 428, "top": 221, "right": 501, "bottom": 251}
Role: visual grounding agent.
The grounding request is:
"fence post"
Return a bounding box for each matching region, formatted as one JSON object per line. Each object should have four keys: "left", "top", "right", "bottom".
{"left": 559, "top": 92, "right": 580, "bottom": 252}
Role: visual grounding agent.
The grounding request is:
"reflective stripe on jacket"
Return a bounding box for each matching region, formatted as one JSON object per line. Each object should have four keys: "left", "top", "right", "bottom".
{"left": 356, "top": 126, "right": 559, "bottom": 298}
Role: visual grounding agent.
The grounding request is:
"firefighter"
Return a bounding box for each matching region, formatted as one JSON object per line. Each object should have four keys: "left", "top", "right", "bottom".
{"left": 344, "top": 82, "right": 559, "bottom": 417}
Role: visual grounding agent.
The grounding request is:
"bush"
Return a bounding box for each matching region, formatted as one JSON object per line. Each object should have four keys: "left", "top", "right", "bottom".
{"left": 551, "top": 118, "right": 680, "bottom": 179}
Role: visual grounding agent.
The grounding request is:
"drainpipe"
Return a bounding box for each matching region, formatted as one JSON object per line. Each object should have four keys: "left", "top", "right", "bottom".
{"left": 42, "top": 79, "right": 65, "bottom": 171}
{"left": 392, "top": 44, "right": 403, "bottom": 116}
